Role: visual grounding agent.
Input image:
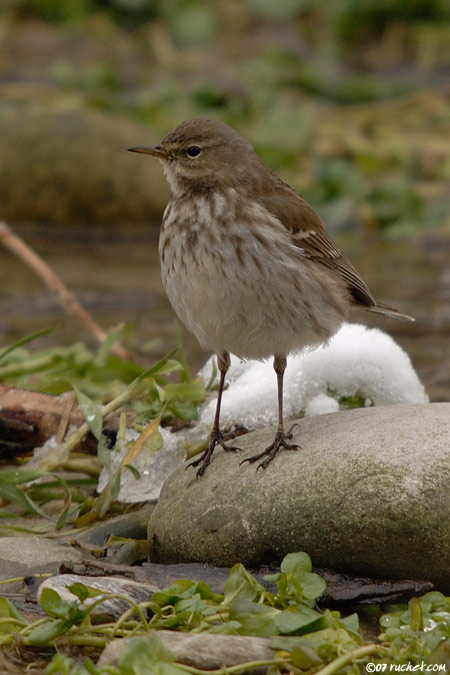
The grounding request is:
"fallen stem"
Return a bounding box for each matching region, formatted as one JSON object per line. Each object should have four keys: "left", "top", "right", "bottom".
{"left": 0, "top": 573, "right": 53, "bottom": 585}
{"left": 316, "top": 644, "right": 381, "bottom": 675}
{"left": 175, "top": 658, "right": 288, "bottom": 675}
{"left": 56, "top": 634, "right": 108, "bottom": 648}
{"left": 0, "top": 618, "right": 27, "bottom": 629}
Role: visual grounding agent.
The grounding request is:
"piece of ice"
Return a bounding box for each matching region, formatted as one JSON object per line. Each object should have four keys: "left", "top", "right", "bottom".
{"left": 96, "top": 426, "right": 186, "bottom": 502}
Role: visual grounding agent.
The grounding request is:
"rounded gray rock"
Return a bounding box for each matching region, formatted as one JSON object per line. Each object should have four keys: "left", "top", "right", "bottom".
{"left": 148, "top": 403, "right": 450, "bottom": 592}
{"left": 0, "top": 107, "right": 168, "bottom": 224}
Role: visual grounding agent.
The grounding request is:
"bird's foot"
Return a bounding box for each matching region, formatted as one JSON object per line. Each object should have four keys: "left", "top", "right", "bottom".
{"left": 240, "top": 425, "right": 301, "bottom": 471}
{"left": 186, "top": 429, "right": 242, "bottom": 478}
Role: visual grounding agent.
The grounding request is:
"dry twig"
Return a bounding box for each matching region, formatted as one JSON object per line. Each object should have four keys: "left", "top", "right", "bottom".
{"left": 0, "top": 220, "right": 131, "bottom": 360}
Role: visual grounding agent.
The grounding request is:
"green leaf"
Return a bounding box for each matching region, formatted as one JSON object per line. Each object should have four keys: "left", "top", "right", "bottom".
{"left": 39, "top": 588, "right": 72, "bottom": 619}
{"left": 380, "top": 613, "right": 402, "bottom": 629}
{"left": 0, "top": 596, "right": 23, "bottom": 622}
{"left": 81, "top": 656, "right": 100, "bottom": 675}
{"left": 421, "top": 592, "right": 450, "bottom": 611}
{"left": 45, "top": 653, "right": 81, "bottom": 675}
{"left": 123, "top": 464, "right": 142, "bottom": 480}
{"left": 134, "top": 349, "right": 179, "bottom": 381}
{"left": 275, "top": 605, "right": 324, "bottom": 635}
{"left": 151, "top": 580, "right": 193, "bottom": 609}
{"left": 229, "top": 598, "right": 279, "bottom": 637}
{"left": 204, "top": 359, "right": 218, "bottom": 390}
{"left": 409, "top": 597, "right": 424, "bottom": 632}
{"left": 299, "top": 572, "right": 327, "bottom": 601}
{"left": 118, "top": 633, "right": 186, "bottom": 674}
{"left": 280, "top": 551, "right": 312, "bottom": 575}
{"left": 168, "top": 400, "right": 199, "bottom": 421}
{"left": 39, "top": 587, "right": 81, "bottom": 620}
{"left": 341, "top": 612, "right": 360, "bottom": 639}
{"left": 0, "top": 596, "right": 25, "bottom": 633}
{"left": 174, "top": 594, "right": 208, "bottom": 615}
{"left": 55, "top": 494, "right": 73, "bottom": 531}
{"left": 93, "top": 324, "right": 124, "bottom": 367}
{"left": 273, "top": 552, "right": 326, "bottom": 604}
{"left": 142, "top": 429, "right": 164, "bottom": 452}
{"left": 0, "top": 481, "right": 54, "bottom": 520}
{"left": 263, "top": 572, "right": 280, "bottom": 583}
{"left": 161, "top": 381, "right": 206, "bottom": 403}
{"left": 28, "top": 618, "right": 66, "bottom": 645}
{"left": 291, "top": 644, "right": 323, "bottom": 668}
{"left": 0, "top": 523, "right": 53, "bottom": 535}
{"left": 67, "top": 583, "right": 102, "bottom": 602}
{"left": 0, "top": 469, "right": 46, "bottom": 485}
{"left": 163, "top": 610, "right": 192, "bottom": 630}
{"left": 33, "top": 589, "right": 87, "bottom": 644}
{"left": 74, "top": 387, "right": 103, "bottom": 440}
{"left": 152, "top": 359, "right": 184, "bottom": 377}
{"left": 223, "top": 563, "right": 264, "bottom": 604}
{"left": 149, "top": 591, "right": 170, "bottom": 608}
{"left": 111, "top": 469, "right": 122, "bottom": 501}
{"left": 209, "top": 620, "right": 242, "bottom": 634}
{"left": 97, "top": 436, "right": 110, "bottom": 469}
{"left": 195, "top": 580, "right": 220, "bottom": 601}
{"left": 271, "top": 634, "right": 314, "bottom": 651}
{"left": 300, "top": 626, "right": 360, "bottom": 651}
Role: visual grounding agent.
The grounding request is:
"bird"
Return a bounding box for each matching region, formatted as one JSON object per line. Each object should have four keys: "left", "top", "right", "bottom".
{"left": 128, "top": 118, "right": 413, "bottom": 476}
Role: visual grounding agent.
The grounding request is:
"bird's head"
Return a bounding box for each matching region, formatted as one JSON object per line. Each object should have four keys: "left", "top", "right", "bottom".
{"left": 128, "top": 118, "right": 258, "bottom": 195}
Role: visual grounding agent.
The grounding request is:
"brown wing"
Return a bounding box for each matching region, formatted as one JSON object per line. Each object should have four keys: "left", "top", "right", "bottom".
{"left": 257, "top": 172, "right": 376, "bottom": 308}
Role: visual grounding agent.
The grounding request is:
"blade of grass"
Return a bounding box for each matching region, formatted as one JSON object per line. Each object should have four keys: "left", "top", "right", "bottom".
{"left": 0, "top": 327, "right": 55, "bottom": 364}
{"left": 0, "top": 480, "right": 56, "bottom": 521}
{"left": 93, "top": 324, "right": 125, "bottom": 368}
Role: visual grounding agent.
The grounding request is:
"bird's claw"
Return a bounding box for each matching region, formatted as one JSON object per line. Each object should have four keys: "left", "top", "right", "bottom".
{"left": 186, "top": 430, "right": 242, "bottom": 478}
{"left": 240, "top": 427, "right": 301, "bottom": 471}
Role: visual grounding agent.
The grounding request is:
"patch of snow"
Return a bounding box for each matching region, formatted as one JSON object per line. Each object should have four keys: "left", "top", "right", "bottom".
{"left": 304, "top": 394, "right": 339, "bottom": 417}
{"left": 28, "top": 425, "right": 78, "bottom": 470}
{"left": 198, "top": 323, "right": 428, "bottom": 429}
{"left": 100, "top": 322, "right": 428, "bottom": 502}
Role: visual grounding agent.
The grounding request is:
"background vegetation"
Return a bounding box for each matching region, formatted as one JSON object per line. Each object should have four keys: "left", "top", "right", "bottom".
{"left": 1, "top": 0, "right": 450, "bottom": 235}
{"left": 0, "top": 3, "right": 449, "bottom": 671}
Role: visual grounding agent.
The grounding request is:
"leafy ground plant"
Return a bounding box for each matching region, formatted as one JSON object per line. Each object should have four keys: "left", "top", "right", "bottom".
{"left": 0, "top": 326, "right": 204, "bottom": 419}
{"left": 0, "top": 328, "right": 206, "bottom": 530}
{"left": 0, "top": 553, "right": 449, "bottom": 673}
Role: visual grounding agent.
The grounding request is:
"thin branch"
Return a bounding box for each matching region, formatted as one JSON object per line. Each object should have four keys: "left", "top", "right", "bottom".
{"left": 0, "top": 221, "right": 130, "bottom": 360}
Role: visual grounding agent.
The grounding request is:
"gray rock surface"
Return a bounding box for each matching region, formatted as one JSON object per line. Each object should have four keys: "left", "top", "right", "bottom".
{"left": 0, "top": 536, "right": 95, "bottom": 593}
{"left": 76, "top": 503, "right": 155, "bottom": 546}
{"left": 147, "top": 403, "right": 450, "bottom": 592}
{"left": 98, "top": 631, "right": 274, "bottom": 671}
{"left": 38, "top": 574, "right": 157, "bottom": 621}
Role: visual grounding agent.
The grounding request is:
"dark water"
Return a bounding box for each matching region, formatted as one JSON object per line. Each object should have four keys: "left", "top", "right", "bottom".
{"left": 1, "top": 224, "right": 449, "bottom": 401}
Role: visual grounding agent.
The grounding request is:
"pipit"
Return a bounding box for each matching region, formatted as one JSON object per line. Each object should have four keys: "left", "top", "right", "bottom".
{"left": 129, "top": 119, "right": 412, "bottom": 476}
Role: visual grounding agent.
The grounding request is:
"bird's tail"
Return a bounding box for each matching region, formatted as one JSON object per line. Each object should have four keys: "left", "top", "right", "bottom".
{"left": 366, "top": 302, "right": 415, "bottom": 322}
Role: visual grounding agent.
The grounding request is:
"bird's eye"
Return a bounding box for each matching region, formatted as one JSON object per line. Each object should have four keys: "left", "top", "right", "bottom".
{"left": 186, "top": 145, "right": 202, "bottom": 158}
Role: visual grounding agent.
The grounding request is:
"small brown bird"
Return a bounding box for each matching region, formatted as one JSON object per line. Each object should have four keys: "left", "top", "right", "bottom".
{"left": 129, "top": 119, "right": 412, "bottom": 476}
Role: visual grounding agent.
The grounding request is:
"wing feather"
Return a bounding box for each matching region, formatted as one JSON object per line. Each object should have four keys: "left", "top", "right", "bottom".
{"left": 257, "top": 172, "right": 376, "bottom": 308}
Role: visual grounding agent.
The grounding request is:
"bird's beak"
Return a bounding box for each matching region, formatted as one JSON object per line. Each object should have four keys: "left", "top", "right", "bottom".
{"left": 128, "top": 144, "right": 167, "bottom": 158}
